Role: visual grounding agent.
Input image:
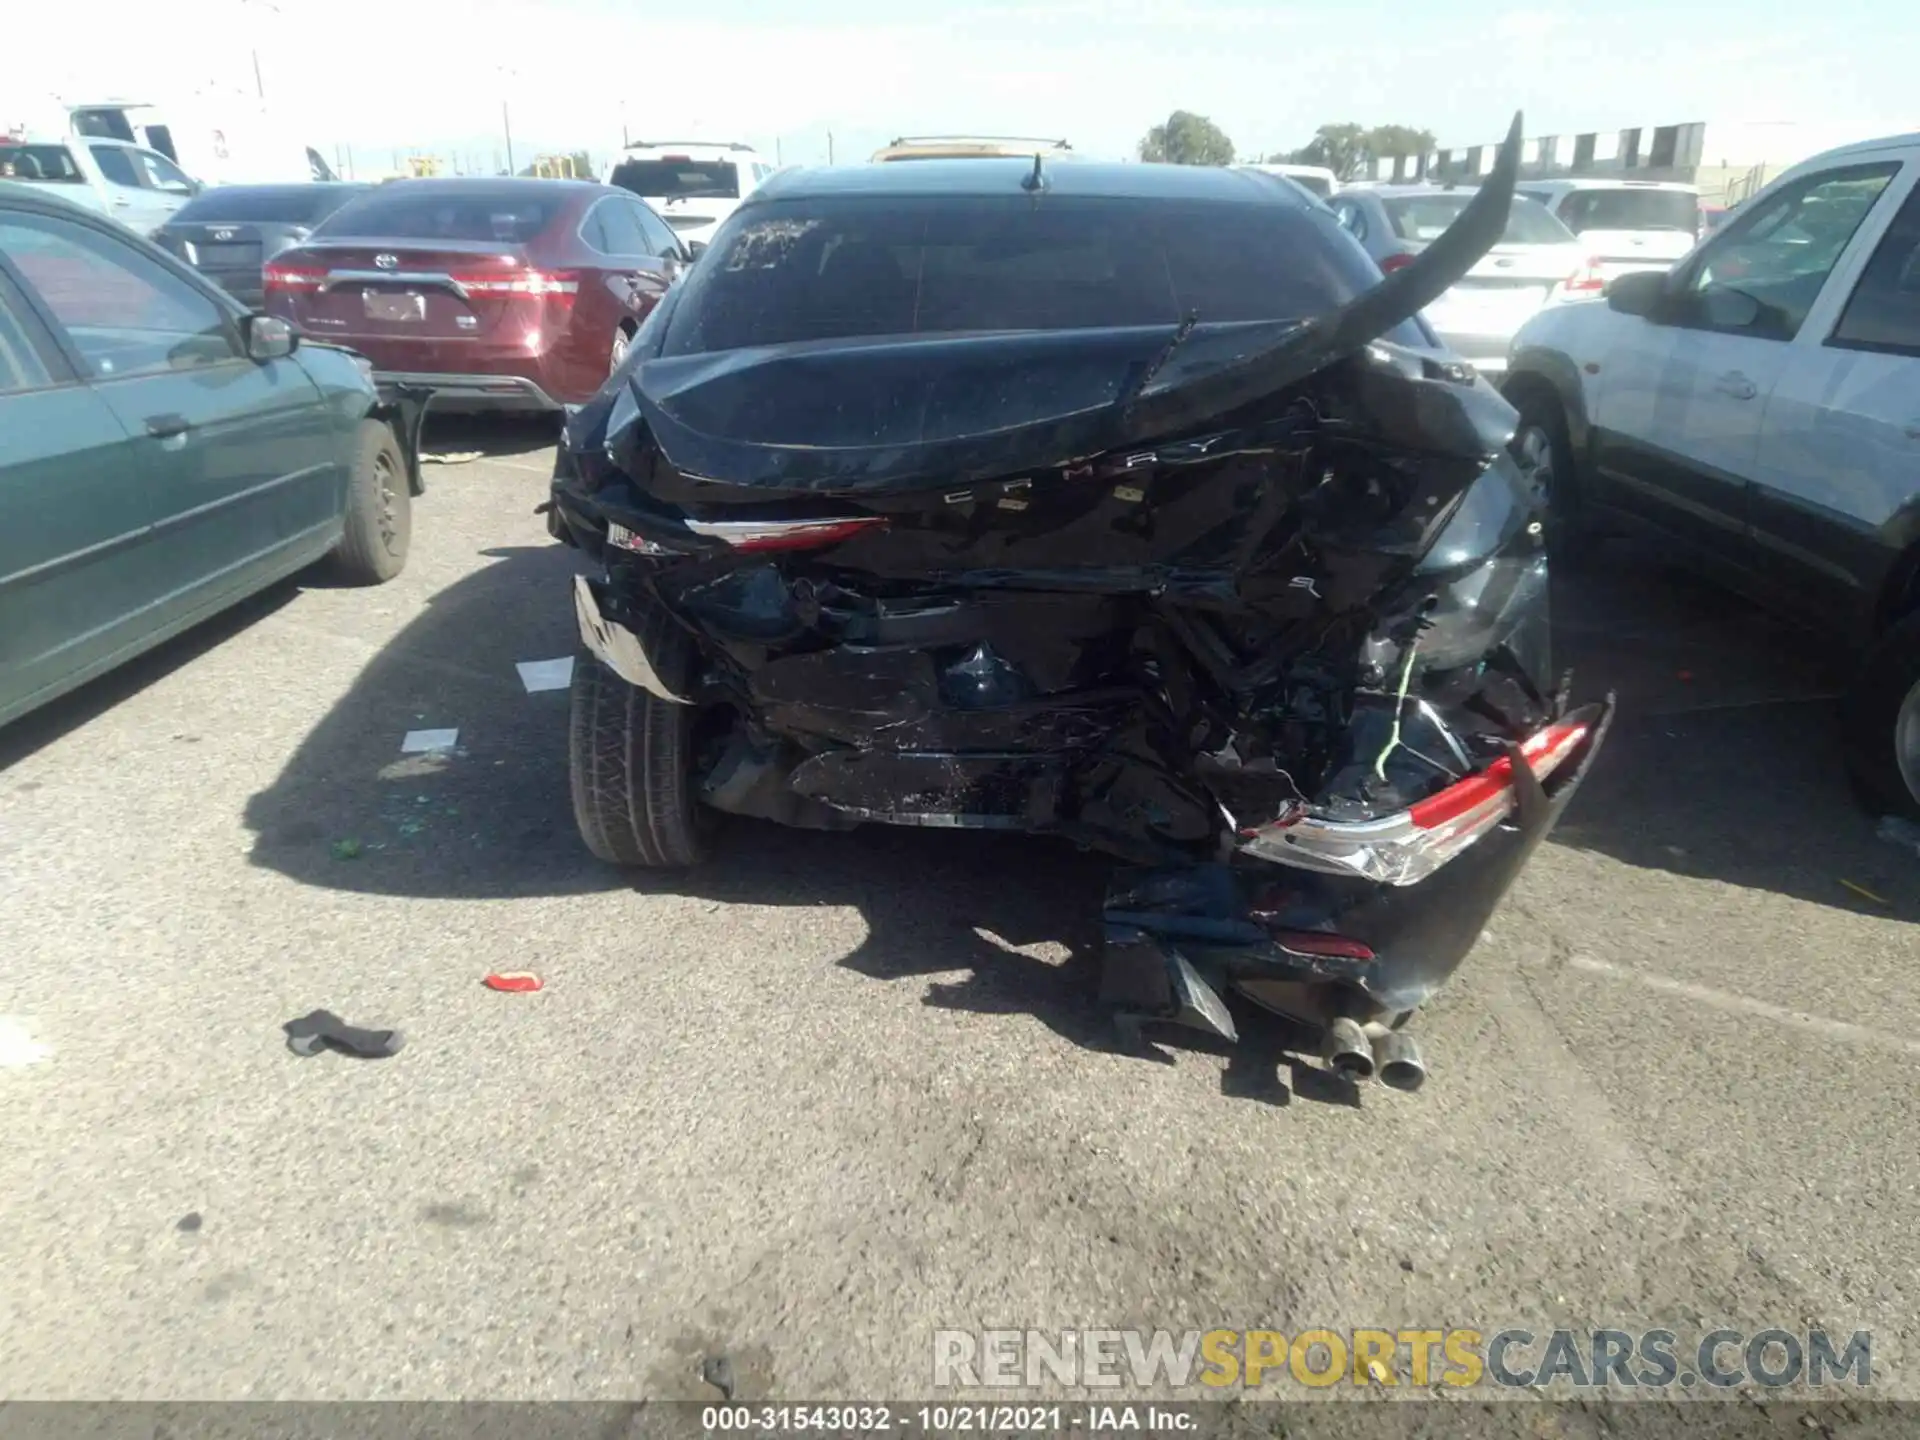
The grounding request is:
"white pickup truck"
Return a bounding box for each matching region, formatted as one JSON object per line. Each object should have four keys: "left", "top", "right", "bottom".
{"left": 0, "top": 134, "right": 201, "bottom": 236}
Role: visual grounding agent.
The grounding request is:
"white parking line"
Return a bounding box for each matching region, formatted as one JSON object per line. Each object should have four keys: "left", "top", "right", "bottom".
{"left": 1569, "top": 954, "right": 1920, "bottom": 1057}
{"left": 482, "top": 457, "right": 555, "bottom": 476}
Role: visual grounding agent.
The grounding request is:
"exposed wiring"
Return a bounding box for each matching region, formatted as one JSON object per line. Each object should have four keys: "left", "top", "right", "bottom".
{"left": 1372, "top": 636, "right": 1421, "bottom": 783}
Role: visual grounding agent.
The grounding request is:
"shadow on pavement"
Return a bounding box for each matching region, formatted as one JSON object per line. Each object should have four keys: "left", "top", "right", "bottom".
{"left": 1, "top": 582, "right": 301, "bottom": 774}
{"left": 1546, "top": 537, "right": 1914, "bottom": 919}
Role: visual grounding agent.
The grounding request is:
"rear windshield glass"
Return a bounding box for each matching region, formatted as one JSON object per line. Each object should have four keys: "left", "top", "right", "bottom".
{"left": 610, "top": 159, "right": 741, "bottom": 200}
{"left": 1385, "top": 193, "right": 1574, "bottom": 245}
{"left": 173, "top": 186, "right": 364, "bottom": 224}
{"left": 0, "top": 145, "right": 84, "bottom": 183}
{"left": 1289, "top": 174, "right": 1334, "bottom": 199}
{"left": 314, "top": 191, "right": 560, "bottom": 243}
{"left": 1558, "top": 188, "right": 1698, "bottom": 234}
{"left": 661, "top": 194, "right": 1428, "bottom": 357}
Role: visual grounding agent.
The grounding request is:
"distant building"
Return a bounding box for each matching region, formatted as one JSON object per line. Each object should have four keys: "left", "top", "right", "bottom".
{"left": 1360, "top": 118, "right": 1893, "bottom": 205}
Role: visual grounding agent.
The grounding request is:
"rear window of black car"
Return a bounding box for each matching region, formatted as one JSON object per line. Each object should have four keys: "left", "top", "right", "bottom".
{"left": 314, "top": 191, "right": 561, "bottom": 243}
{"left": 661, "top": 194, "right": 1427, "bottom": 355}
{"left": 173, "top": 186, "right": 364, "bottom": 224}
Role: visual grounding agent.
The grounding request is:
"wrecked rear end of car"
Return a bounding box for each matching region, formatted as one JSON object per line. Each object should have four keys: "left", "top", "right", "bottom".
{"left": 547, "top": 118, "right": 1614, "bottom": 1082}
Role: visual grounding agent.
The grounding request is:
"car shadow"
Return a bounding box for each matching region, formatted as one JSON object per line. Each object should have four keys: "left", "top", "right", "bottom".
{"left": 1546, "top": 536, "right": 1914, "bottom": 919}
{"left": 0, "top": 582, "right": 301, "bottom": 774}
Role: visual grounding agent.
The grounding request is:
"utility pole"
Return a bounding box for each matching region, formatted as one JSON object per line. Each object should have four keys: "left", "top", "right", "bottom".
{"left": 252, "top": 50, "right": 265, "bottom": 99}
{"left": 827, "top": 132, "right": 834, "bottom": 164}
{"left": 775, "top": 137, "right": 782, "bottom": 165}
{"left": 502, "top": 100, "right": 515, "bottom": 175}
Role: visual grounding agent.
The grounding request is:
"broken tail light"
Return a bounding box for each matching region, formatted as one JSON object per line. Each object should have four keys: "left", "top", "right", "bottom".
{"left": 1560, "top": 258, "right": 1606, "bottom": 296}
{"left": 683, "top": 516, "right": 888, "bottom": 553}
{"left": 1239, "top": 719, "right": 1590, "bottom": 886}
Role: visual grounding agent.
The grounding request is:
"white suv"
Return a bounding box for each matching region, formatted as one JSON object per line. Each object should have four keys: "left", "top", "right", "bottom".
{"left": 1503, "top": 132, "right": 1920, "bottom": 816}
{"left": 1516, "top": 178, "right": 1701, "bottom": 283}
{"left": 604, "top": 141, "right": 775, "bottom": 251}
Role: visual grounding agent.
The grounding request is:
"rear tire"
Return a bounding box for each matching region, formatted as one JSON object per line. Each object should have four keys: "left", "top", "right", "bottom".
{"left": 1843, "top": 612, "right": 1920, "bottom": 821}
{"left": 330, "top": 420, "right": 411, "bottom": 584}
{"left": 1508, "top": 390, "right": 1595, "bottom": 568}
{"left": 567, "top": 609, "right": 711, "bottom": 868}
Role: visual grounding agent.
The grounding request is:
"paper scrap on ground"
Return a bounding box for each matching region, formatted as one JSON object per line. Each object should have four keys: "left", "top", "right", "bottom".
{"left": 516, "top": 657, "right": 574, "bottom": 694}
{"left": 0, "top": 1017, "right": 51, "bottom": 1069}
{"left": 401, "top": 728, "right": 460, "bottom": 754}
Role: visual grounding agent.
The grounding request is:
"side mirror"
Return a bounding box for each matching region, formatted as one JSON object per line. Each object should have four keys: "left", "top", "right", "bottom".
{"left": 1605, "top": 269, "right": 1667, "bottom": 319}
{"left": 687, "top": 240, "right": 708, "bottom": 260}
{"left": 242, "top": 313, "right": 298, "bottom": 361}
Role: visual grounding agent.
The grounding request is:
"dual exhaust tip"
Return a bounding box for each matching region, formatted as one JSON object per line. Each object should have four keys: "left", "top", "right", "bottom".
{"left": 1325, "top": 1017, "right": 1427, "bottom": 1092}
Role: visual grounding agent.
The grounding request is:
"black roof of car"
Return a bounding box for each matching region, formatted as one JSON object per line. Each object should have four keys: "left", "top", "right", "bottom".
{"left": 360, "top": 177, "right": 613, "bottom": 200}
{"left": 752, "top": 159, "right": 1315, "bottom": 208}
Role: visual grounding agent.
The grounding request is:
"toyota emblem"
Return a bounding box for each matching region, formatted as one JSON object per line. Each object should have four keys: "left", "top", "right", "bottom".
{"left": 211, "top": 228, "right": 236, "bottom": 241}
{"left": 374, "top": 253, "right": 399, "bottom": 269}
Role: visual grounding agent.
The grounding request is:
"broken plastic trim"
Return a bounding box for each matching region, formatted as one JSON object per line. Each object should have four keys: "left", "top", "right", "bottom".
{"left": 684, "top": 516, "right": 889, "bottom": 552}
{"left": 1238, "top": 718, "right": 1590, "bottom": 886}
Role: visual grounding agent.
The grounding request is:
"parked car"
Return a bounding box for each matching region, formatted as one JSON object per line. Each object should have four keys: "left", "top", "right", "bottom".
{"left": 546, "top": 126, "right": 1615, "bottom": 1088}
{"left": 604, "top": 141, "right": 774, "bottom": 252}
{"left": 0, "top": 135, "right": 201, "bottom": 236}
{"left": 154, "top": 182, "right": 371, "bottom": 306}
{"left": 1330, "top": 184, "right": 1600, "bottom": 375}
{"left": 263, "top": 178, "right": 692, "bottom": 412}
{"left": 871, "top": 136, "right": 1077, "bottom": 164}
{"left": 0, "top": 183, "right": 421, "bottom": 729}
{"left": 1514, "top": 178, "right": 1702, "bottom": 284}
{"left": 1504, "top": 131, "right": 1920, "bottom": 817}
{"left": 1239, "top": 162, "right": 1340, "bottom": 200}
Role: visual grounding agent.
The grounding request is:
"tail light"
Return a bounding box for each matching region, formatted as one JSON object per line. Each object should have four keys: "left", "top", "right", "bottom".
{"left": 1379, "top": 252, "right": 1417, "bottom": 275}
{"left": 1238, "top": 718, "right": 1591, "bottom": 886}
{"left": 1560, "top": 258, "right": 1606, "bottom": 296}
{"left": 263, "top": 262, "right": 326, "bottom": 291}
{"left": 452, "top": 268, "right": 580, "bottom": 299}
{"left": 683, "top": 516, "right": 888, "bottom": 553}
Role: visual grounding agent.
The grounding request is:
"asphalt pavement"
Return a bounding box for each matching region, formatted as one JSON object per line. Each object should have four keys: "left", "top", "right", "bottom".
{"left": 2, "top": 416, "right": 1916, "bottom": 1413}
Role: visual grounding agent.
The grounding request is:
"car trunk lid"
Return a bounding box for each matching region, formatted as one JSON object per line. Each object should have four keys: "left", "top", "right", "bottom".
{"left": 263, "top": 238, "right": 574, "bottom": 341}
{"left": 1426, "top": 241, "right": 1590, "bottom": 329}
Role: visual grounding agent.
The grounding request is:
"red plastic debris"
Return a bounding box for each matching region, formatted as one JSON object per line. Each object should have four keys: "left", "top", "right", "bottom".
{"left": 483, "top": 972, "right": 544, "bottom": 993}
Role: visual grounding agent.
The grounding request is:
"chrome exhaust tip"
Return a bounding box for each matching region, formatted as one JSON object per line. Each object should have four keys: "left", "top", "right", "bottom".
{"left": 1324, "top": 1016, "right": 1375, "bottom": 1081}
{"left": 1372, "top": 1029, "right": 1428, "bottom": 1092}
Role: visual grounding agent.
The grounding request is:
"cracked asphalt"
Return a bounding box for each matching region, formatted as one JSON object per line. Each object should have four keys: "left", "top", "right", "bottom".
{"left": 1, "top": 416, "right": 1916, "bottom": 1419}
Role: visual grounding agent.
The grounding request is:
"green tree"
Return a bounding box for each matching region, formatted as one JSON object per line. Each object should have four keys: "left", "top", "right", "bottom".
{"left": 1282, "top": 122, "right": 1436, "bottom": 180}
{"left": 1138, "top": 111, "right": 1236, "bottom": 166}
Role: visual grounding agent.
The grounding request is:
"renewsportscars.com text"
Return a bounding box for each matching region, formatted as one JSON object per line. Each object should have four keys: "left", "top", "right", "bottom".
{"left": 932, "top": 1328, "right": 1872, "bottom": 1391}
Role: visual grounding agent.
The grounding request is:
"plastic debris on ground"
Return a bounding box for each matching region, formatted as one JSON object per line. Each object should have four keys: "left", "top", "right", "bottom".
{"left": 515, "top": 657, "right": 575, "bottom": 693}
{"left": 422, "top": 450, "right": 484, "bottom": 465}
{"left": 1839, "top": 878, "right": 1891, "bottom": 907}
{"left": 283, "top": 1010, "right": 406, "bottom": 1058}
{"left": 400, "top": 728, "right": 460, "bottom": 754}
{"left": 1877, "top": 815, "right": 1920, "bottom": 859}
{"left": 483, "top": 972, "right": 544, "bottom": 993}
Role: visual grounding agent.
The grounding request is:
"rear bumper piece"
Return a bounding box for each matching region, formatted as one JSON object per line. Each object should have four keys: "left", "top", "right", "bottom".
{"left": 373, "top": 371, "right": 565, "bottom": 412}
{"left": 573, "top": 574, "right": 690, "bottom": 703}
{"left": 1100, "top": 694, "right": 1616, "bottom": 1033}
{"left": 369, "top": 381, "right": 433, "bottom": 497}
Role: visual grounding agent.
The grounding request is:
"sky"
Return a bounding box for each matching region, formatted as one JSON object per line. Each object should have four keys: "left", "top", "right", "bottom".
{"left": 17, "top": 0, "right": 1919, "bottom": 176}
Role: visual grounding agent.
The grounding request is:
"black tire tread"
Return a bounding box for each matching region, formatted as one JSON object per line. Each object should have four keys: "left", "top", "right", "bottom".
{"left": 1842, "top": 610, "right": 1920, "bottom": 821}
{"left": 331, "top": 420, "right": 410, "bottom": 584}
{"left": 567, "top": 607, "right": 709, "bottom": 868}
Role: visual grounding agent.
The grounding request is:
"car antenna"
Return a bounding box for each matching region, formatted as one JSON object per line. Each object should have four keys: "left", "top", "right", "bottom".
{"left": 1022, "top": 152, "right": 1048, "bottom": 193}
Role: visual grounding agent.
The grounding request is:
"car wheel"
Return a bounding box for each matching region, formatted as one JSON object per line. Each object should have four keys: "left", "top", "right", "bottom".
{"left": 609, "top": 324, "right": 633, "bottom": 378}
{"left": 330, "top": 420, "right": 411, "bottom": 584}
{"left": 568, "top": 612, "right": 713, "bottom": 868}
{"left": 1842, "top": 611, "right": 1920, "bottom": 821}
{"left": 1508, "top": 392, "right": 1594, "bottom": 567}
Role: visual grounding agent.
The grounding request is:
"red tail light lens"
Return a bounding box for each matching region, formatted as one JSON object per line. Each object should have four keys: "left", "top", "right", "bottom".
{"left": 683, "top": 516, "right": 888, "bottom": 553}
{"left": 452, "top": 269, "right": 580, "bottom": 304}
{"left": 263, "top": 263, "right": 325, "bottom": 291}
{"left": 1560, "top": 258, "right": 1606, "bottom": 296}
{"left": 1378, "top": 252, "right": 1417, "bottom": 275}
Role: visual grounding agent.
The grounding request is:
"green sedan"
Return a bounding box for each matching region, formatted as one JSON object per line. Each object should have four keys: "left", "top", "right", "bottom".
{"left": 0, "top": 181, "right": 427, "bottom": 728}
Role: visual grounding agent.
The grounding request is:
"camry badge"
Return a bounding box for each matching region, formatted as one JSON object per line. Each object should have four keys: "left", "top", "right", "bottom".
{"left": 375, "top": 253, "right": 399, "bottom": 269}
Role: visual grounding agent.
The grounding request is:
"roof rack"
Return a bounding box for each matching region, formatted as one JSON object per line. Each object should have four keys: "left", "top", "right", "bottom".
{"left": 886, "top": 135, "right": 1072, "bottom": 149}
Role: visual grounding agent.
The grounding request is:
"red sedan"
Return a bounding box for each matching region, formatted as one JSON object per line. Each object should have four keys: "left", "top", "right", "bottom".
{"left": 265, "top": 178, "right": 691, "bottom": 411}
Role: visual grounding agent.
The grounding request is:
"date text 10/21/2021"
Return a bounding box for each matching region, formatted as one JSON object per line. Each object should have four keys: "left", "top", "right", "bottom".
{"left": 699, "top": 1406, "right": 1192, "bottom": 1433}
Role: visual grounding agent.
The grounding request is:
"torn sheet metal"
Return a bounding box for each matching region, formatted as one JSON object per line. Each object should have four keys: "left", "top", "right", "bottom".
{"left": 547, "top": 112, "right": 1613, "bottom": 1031}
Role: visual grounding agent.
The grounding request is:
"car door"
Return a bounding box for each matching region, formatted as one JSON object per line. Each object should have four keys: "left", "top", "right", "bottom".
{"left": 627, "top": 198, "right": 691, "bottom": 280}
{"left": 1749, "top": 155, "right": 1920, "bottom": 636}
{"left": 86, "top": 143, "right": 166, "bottom": 234}
{"left": 0, "top": 205, "right": 340, "bottom": 642}
{"left": 128, "top": 146, "right": 200, "bottom": 228}
{"left": 0, "top": 259, "right": 160, "bottom": 725}
{"left": 1590, "top": 159, "right": 1905, "bottom": 575}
